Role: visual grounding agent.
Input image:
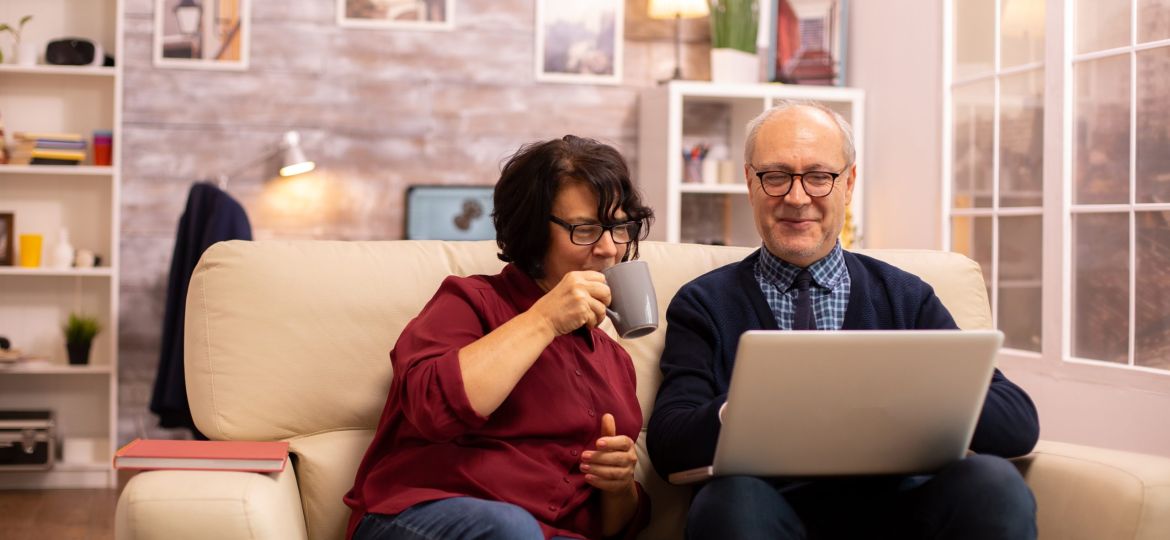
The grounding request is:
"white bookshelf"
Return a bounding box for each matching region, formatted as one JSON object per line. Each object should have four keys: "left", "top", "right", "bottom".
{"left": 0, "top": 0, "right": 121, "bottom": 489}
{"left": 637, "top": 81, "right": 866, "bottom": 247}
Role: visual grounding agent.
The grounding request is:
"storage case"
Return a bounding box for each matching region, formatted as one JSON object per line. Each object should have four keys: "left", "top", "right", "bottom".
{"left": 0, "top": 410, "right": 55, "bottom": 470}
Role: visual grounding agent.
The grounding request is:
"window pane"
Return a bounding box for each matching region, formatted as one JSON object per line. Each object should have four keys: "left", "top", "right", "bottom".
{"left": 953, "top": 81, "right": 995, "bottom": 209}
{"left": 1074, "top": 56, "right": 1130, "bottom": 205}
{"left": 1000, "top": 69, "right": 1044, "bottom": 207}
{"left": 1076, "top": 0, "right": 1132, "bottom": 54}
{"left": 954, "top": 0, "right": 995, "bottom": 79}
{"left": 1001, "top": 0, "right": 1045, "bottom": 68}
{"left": 1136, "top": 46, "right": 1170, "bottom": 204}
{"left": 951, "top": 216, "right": 993, "bottom": 300}
{"left": 1138, "top": 0, "right": 1170, "bottom": 43}
{"left": 1136, "top": 211, "right": 1170, "bottom": 370}
{"left": 998, "top": 215, "right": 1043, "bottom": 351}
{"left": 1072, "top": 213, "right": 1130, "bottom": 363}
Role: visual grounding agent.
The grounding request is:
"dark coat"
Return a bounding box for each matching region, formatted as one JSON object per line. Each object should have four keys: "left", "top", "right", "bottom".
{"left": 150, "top": 182, "right": 251, "bottom": 437}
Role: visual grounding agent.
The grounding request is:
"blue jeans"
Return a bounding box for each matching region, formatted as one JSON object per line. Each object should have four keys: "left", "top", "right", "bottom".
{"left": 353, "top": 497, "right": 577, "bottom": 540}
{"left": 686, "top": 455, "right": 1038, "bottom": 540}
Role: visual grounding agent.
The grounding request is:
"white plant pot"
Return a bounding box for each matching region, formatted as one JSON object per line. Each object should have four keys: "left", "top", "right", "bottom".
{"left": 710, "top": 48, "right": 759, "bottom": 84}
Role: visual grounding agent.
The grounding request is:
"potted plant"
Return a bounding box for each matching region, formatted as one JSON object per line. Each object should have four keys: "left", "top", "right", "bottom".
{"left": 708, "top": 0, "right": 758, "bottom": 83}
{"left": 0, "top": 15, "right": 34, "bottom": 65}
{"left": 63, "top": 313, "right": 101, "bottom": 365}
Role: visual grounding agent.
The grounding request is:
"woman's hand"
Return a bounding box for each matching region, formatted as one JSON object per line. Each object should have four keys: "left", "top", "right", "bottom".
{"left": 530, "top": 271, "right": 611, "bottom": 336}
{"left": 581, "top": 413, "right": 637, "bottom": 493}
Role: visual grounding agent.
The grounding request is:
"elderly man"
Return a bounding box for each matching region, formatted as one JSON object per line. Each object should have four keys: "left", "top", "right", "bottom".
{"left": 646, "top": 100, "right": 1040, "bottom": 539}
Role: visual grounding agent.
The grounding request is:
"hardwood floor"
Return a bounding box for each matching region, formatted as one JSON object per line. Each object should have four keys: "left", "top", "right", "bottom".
{"left": 0, "top": 489, "right": 118, "bottom": 540}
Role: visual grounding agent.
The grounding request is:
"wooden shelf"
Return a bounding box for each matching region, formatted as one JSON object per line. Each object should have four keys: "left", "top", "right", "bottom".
{"left": 0, "top": 165, "right": 114, "bottom": 176}
{"left": 0, "top": 64, "right": 117, "bottom": 78}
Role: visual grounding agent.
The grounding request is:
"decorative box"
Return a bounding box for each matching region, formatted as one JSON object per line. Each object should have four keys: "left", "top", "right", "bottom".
{"left": 0, "top": 410, "right": 55, "bottom": 470}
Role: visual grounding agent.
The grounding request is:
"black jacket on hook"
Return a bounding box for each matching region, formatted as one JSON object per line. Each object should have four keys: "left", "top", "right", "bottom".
{"left": 150, "top": 182, "right": 252, "bottom": 438}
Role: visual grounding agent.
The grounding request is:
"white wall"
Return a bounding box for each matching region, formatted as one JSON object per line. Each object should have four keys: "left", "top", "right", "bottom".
{"left": 848, "top": 0, "right": 1170, "bottom": 458}
{"left": 847, "top": 0, "right": 943, "bottom": 250}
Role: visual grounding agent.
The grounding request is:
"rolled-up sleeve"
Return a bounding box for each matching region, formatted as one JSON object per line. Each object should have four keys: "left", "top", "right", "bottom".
{"left": 392, "top": 279, "right": 491, "bottom": 442}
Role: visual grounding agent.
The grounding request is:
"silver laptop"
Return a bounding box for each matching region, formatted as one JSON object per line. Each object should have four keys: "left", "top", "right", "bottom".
{"left": 668, "top": 330, "right": 1003, "bottom": 485}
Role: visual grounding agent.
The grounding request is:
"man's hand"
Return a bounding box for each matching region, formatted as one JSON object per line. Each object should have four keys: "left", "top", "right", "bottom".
{"left": 581, "top": 413, "right": 638, "bottom": 493}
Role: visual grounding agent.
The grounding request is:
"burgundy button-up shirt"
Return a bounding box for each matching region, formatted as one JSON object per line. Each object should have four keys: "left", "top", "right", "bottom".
{"left": 344, "top": 264, "right": 648, "bottom": 539}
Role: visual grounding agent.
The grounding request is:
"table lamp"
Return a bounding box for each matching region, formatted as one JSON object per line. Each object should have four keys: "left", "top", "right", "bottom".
{"left": 648, "top": 0, "right": 711, "bottom": 80}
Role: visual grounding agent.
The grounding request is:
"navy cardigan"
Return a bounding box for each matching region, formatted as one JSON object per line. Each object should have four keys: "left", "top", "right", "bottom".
{"left": 646, "top": 249, "right": 1040, "bottom": 477}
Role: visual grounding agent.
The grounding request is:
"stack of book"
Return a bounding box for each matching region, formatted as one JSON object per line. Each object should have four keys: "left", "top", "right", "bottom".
{"left": 10, "top": 132, "right": 88, "bottom": 165}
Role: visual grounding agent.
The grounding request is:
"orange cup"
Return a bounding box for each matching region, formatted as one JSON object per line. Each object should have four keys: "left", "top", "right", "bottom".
{"left": 19, "top": 234, "right": 43, "bottom": 267}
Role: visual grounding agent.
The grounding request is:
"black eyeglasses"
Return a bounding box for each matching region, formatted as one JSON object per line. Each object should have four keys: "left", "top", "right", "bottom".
{"left": 751, "top": 166, "right": 848, "bottom": 198}
{"left": 549, "top": 216, "right": 642, "bottom": 246}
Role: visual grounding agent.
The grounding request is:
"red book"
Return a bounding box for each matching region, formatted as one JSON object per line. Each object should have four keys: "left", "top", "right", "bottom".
{"left": 114, "top": 439, "right": 289, "bottom": 473}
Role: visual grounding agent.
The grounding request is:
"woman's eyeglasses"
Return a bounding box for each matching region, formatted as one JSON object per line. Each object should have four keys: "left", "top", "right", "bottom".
{"left": 549, "top": 216, "right": 642, "bottom": 246}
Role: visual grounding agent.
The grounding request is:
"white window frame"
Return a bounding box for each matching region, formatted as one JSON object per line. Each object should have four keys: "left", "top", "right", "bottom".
{"left": 943, "top": 0, "right": 1170, "bottom": 376}
{"left": 943, "top": 0, "right": 1045, "bottom": 360}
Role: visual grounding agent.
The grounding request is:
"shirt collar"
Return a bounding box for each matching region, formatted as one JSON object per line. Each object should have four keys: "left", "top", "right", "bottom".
{"left": 756, "top": 241, "right": 847, "bottom": 291}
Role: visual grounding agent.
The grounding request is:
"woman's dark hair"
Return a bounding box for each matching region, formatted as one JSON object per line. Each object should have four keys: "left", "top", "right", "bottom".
{"left": 493, "top": 135, "right": 654, "bottom": 279}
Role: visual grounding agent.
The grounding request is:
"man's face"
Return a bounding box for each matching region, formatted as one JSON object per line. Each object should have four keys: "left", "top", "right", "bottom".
{"left": 745, "top": 107, "right": 856, "bottom": 267}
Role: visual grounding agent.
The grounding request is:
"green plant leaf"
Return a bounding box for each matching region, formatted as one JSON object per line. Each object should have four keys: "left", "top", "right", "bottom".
{"left": 19, "top": 15, "right": 32, "bottom": 26}
{"left": 63, "top": 313, "right": 102, "bottom": 344}
{"left": 708, "top": 0, "right": 759, "bottom": 54}
{"left": 0, "top": 24, "right": 11, "bottom": 33}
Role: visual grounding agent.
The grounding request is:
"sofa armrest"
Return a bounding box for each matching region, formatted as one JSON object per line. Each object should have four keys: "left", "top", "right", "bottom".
{"left": 1014, "top": 440, "right": 1170, "bottom": 540}
{"left": 115, "top": 464, "right": 308, "bottom": 540}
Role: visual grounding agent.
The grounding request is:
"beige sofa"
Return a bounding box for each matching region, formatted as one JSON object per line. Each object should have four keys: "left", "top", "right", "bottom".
{"left": 115, "top": 240, "right": 1170, "bottom": 540}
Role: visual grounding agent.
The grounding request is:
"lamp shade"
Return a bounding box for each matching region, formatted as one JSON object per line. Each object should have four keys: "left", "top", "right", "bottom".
{"left": 174, "top": 0, "right": 202, "bottom": 36}
{"left": 648, "top": 0, "right": 710, "bottom": 19}
{"left": 278, "top": 131, "right": 315, "bottom": 177}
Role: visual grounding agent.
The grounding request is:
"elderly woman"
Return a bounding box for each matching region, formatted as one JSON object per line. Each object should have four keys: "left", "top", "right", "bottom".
{"left": 345, "top": 135, "right": 655, "bottom": 540}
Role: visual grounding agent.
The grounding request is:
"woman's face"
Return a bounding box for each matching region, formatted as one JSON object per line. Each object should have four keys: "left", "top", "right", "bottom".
{"left": 539, "top": 180, "right": 629, "bottom": 290}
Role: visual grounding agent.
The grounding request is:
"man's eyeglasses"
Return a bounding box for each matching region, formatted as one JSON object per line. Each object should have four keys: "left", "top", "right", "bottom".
{"left": 549, "top": 216, "right": 642, "bottom": 246}
{"left": 751, "top": 166, "right": 848, "bottom": 198}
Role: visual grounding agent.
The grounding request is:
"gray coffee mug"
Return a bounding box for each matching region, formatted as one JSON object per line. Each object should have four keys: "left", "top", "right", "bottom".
{"left": 603, "top": 260, "right": 659, "bottom": 339}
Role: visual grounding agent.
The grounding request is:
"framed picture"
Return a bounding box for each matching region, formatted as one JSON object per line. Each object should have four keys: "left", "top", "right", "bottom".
{"left": 0, "top": 213, "right": 13, "bottom": 266}
{"left": 338, "top": 0, "right": 454, "bottom": 30}
{"left": 772, "top": 0, "right": 846, "bottom": 86}
{"left": 154, "top": 0, "right": 251, "bottom": 70}
{"left": 404, "top": 185, "right": 495, "bottom": 241}
{"left": 535, "top": 0, "right": 623, "bottom": 85}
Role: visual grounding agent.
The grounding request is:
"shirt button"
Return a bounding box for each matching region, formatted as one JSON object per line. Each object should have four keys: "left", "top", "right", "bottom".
{"left": 575, "top": 369, "right": 582, "bottom": 376}
{"left": 548, "top": 504, "right": 557, "bottom": 512}
{"left": 563, "top": 476, "right": 570, "bottom": 484}
{"left": 570, "top": 449, "right": 578, "bottom": 456}
{"left": 587, "top": 409, "right": 595, "bottom": 417}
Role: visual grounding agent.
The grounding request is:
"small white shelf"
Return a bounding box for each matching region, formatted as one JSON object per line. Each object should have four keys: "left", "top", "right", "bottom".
{"left": 0, "top": 267, "right": 113, "bottom": 277}
{"left": 0, "top": 363, "right": 112, "bottom": 375}
{"left": 0, "top": 64, "right": 117, "bottom": 78}
{"left": 0, "top": 165, "right": 114, "bottom": 176}
{"left": 680, "top": 183, "right": 748, "bottom": 194}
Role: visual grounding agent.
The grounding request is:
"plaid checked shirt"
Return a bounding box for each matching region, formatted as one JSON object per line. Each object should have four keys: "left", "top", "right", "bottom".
{"left": 754, "top": 241, "right": 851, "bottom": 330}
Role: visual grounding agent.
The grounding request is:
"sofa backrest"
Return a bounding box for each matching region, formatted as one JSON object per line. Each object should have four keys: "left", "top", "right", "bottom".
{"left": 184, "top": 240, "right": 991, "bottom": 539}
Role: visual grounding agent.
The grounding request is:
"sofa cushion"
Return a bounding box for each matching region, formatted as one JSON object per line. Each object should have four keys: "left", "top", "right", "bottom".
{"left": 185, "top": 240, "right": 504, "bottom": 441}
{"left": 115, "top": 466, "right": 307, "bottom": 540}
{"left": 1016, "top": 440, "right": 1170, "bottom": 540}
{"left": 288, "top": 430, "right": 375, "bottom": 540}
